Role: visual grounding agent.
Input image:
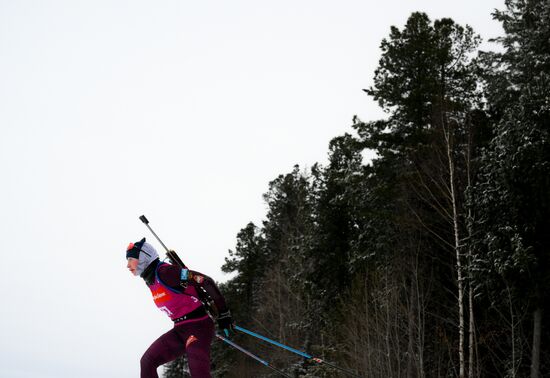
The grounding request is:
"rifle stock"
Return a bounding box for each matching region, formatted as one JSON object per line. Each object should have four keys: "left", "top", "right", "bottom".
{"left": 166, "top": 249, "right": 187, "bottom": 269}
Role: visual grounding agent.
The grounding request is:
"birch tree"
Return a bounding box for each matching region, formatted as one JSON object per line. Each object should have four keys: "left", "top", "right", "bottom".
{"left": 364, "top": 13, "right": 483, "bottom": 377}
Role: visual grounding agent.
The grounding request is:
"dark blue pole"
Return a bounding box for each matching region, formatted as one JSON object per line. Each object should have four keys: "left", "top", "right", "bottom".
{"left": 216, "top": 334, "right": 292, "bottom": 378}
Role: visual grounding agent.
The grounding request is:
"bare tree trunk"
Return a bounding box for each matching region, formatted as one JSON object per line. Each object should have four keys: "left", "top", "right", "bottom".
{"left": 468, "top": 285, "right": 476, "bottom": 378}
{"left": 530, "top": 308, "right": 542, "bottom": 378}
{"left": 407, "top": 281, "right": 416, "bottom": 378}
{"left": 364, "top": 278, "right": 372, "bottom": 376}
{"left": 277, "top": 265, "right": 284, "bottom": 342}
{"left": 386, "top": 269, "right": 394, "bottom": 378}
{"left": 465, "top": 122, "right": 476, "bottom": 378}
{"left": 444, "top": 121, "right": 465, "bottom": 378}
{"left": 508, "top": 287, "right": 517, "bottom": 377}
{"left": 415, "top": 256, "right": 425, "bottom": 378}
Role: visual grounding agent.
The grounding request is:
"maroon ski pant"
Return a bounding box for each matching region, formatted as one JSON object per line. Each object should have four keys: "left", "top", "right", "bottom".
{"left": 140, "top": 317, "right": 214, "bottom": 378}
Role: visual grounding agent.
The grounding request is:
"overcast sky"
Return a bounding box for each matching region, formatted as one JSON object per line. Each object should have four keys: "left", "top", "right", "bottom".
{"left": 0, "top": 1, "right": 504, "bottom": 377}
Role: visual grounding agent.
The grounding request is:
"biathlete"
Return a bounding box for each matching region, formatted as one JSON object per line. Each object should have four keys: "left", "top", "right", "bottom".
{"left": 126, "top": 238, "right": 233, "bottom": 378}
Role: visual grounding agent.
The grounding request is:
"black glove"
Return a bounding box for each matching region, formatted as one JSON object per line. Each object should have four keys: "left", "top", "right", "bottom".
{"left": 217, "top": 310, "right": 234, "bottom": 337}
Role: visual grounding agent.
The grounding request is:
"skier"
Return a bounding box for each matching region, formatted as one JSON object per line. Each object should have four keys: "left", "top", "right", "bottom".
{"left": 126, "top": 237, "right": 234, "bottom": 378}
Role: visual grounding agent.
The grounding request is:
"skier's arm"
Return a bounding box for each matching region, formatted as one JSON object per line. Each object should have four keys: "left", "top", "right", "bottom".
{"left": 187, "top": 270, "right": 229, "bottom": 313}
{"left": 187, "top": 270, "right": 234, "bottom": 335}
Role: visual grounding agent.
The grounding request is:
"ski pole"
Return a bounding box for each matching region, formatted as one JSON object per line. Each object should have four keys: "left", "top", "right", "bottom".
{"left": 139, "top": 215, "right": 187, "bottom": 268}
{"left": 235, "top": 325, "right": 362, "bottom": 378}
{"left": 216, "top": 334, "right": 292, "bottom": 378}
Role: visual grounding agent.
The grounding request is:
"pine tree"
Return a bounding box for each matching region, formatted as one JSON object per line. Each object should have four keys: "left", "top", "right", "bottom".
{"left": 472, "top": 1, "right": 550, "bottom": 376}
{"left": 359, "top": 12, "right": 484, "bottom": 377}
{"left": 220, "top": 166, "right": 315, "bottom": 376}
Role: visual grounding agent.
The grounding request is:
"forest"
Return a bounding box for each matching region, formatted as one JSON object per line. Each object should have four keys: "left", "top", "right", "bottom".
{"left": 167, "top": 0, "right": 550, "bottom": 376}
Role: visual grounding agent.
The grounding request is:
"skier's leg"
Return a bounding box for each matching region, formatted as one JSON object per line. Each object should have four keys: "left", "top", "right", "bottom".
{"left": 178, "top": 318, "right": 215, "bottom": 378}
{"left": 140, "top": 328, "right": 185, "bottom": 378}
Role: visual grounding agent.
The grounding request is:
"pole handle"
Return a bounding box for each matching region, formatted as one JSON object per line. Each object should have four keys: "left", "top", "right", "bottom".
{"left": 139, "top": 215, "right": 149, "bottom": 224}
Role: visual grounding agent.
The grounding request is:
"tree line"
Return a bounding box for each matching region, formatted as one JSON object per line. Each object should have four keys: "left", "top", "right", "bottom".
{"left": 166, "top": 1, "right": 549, "bottom": 376}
